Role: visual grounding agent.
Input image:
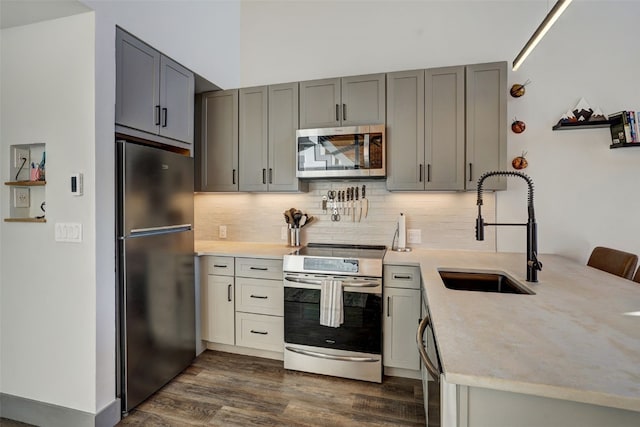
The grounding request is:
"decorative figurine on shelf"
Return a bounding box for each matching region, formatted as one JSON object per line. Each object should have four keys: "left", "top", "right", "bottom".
{"left": 511, "top": 118, "right": 526, "bottom": 134}
{"left": 512, "top": 152, "right": 528, "bottom": 170}
{"left": 555, "top": 98, "right": 609, "bottom": 127}
{"left": 510, "top": 79, "right": 531, "bottom": 98}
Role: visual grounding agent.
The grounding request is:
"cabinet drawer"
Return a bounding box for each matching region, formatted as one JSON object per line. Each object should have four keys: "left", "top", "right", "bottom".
{"left": 235, "top": 277, "right": 283, "bottom": 316}
{"left": 235, "top": 312, "right": 284, "bottom": 353}
{"left": 235, "top": 257, "right": 283, "bottom": 280}
{"left": 384, "top": 265, "right": 421, "bottom": 289}
{"left": 206, "top": 256, "right": 235, "bottom": 276}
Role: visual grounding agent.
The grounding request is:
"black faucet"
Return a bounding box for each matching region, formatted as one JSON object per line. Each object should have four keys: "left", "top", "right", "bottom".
{"left": 475, "top": 171, "right": 542, "bottom": 282}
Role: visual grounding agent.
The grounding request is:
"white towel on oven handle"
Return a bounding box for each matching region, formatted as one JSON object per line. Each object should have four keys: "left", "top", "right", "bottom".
{"left": 320, "top": 279, "right": 343, "bottom": 328}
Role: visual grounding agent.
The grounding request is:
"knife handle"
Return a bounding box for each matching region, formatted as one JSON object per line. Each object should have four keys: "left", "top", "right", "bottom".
{"left": 362, "top": 185, "right": 366, "bottom": 198}
{"left": 355, "top": 187, "right": 359, "bottom": 201}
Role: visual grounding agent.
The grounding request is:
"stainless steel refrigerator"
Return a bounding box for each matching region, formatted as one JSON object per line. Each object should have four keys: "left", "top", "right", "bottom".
{"left": 116, "top": 140, "right": 195, "bottom": 414}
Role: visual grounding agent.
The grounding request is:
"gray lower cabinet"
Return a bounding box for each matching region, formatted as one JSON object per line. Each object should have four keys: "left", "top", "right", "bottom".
{"left": 386, "top": 62, "right": 505, "bottom": 191}
{"left": 198, "top": 90, "right": 239, "bottom": 192}
{"left": 465, "top": 61, "right": 507, "bottom": 191}
{"left": 239, "top": 83, "right": 306, "bottom": 192}
{"left": 115, "top": 28, "right": 194, "bottom": 148}
{"left": 201, "top": 256, "right": 235, "bottom": 345}
{"left": 383, "top": 265, "right": 421, "bottom": 371}
{"left": 299, "top": 74, "right": 386, "bottom": 129}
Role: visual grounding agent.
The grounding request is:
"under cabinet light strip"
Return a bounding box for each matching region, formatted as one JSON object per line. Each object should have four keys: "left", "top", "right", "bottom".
{"left": 512, "top": 0, "right": 573, "bottom": 71}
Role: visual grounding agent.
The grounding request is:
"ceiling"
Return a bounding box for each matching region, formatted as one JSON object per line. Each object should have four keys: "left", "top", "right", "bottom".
{"left": 0, "top": 0, "right": 91, "bottom": 29}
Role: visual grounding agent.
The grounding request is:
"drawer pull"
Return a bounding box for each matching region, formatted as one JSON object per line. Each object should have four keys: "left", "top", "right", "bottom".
{"left": 227, "top": 284, "right": 232, "bottom": 302}
{"left": 393, "top": 274, "right": 412, "bottom": 280}
{"left": 213, "top": 264, "right": 228, "bottom": 268}
{"left": 249, "top": 267, "right": 268, "bottom": 271}
{"left": 387, "top": 296, "right": 391, "bottom": 317}
{"left": 250, "top": 295, "right": 268, "bottom": 299}
{"left": 250, "top": 330, "right": 268, "bottom": 335}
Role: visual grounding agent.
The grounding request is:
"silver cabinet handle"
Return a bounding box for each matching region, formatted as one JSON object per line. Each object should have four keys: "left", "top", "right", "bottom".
{"left": 250, "top": 330, "right": 268, "bottom": 335}
{"left": 227, "top": 284, "right": 232, "bottom": 302}
{"left": 286, "top": 346, "right": 379, "bottom": 362}
{"left": 417, "top": 312, "right": 440, "bottom": 383}
{"left": 250, "top": 295, "right": 268, "bottom": 299}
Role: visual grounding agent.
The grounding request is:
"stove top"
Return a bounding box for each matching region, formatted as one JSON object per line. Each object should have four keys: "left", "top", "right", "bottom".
{"left": 284, "top": 243, "right": 386, "bottom": 277}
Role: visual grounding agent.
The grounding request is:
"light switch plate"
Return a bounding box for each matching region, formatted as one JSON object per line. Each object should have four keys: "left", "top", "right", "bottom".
{"left": 55, "top": 223, "right": 83, "bottom": 243}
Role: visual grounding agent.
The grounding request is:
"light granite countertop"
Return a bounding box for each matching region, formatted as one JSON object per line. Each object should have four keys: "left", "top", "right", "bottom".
{"left": 195, "top": 240, "right": 296, "bottom": 259}
{"left": 385, "top": 249, "right": 640, "bottom": 413}
{"left": 196, "top": 241, "right": 639, "bottom": 412}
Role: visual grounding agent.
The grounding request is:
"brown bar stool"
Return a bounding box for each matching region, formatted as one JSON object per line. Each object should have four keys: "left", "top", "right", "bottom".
{"left": 586, "top": 246, "right": 638, "bottom": 280}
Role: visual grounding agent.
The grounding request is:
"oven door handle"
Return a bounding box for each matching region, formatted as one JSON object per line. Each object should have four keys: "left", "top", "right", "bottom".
{"left": 285, "top": 346, "right": 379, "bottom": 363}
{"left": 283, "top": 276, "right": 380, "bottom": 288}
{"left": 417, "top": 312, "right": 440, "bottom": 383}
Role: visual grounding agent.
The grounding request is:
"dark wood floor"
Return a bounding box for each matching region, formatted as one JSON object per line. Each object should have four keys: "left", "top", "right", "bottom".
{"left": 118, "top": 350, "right": 426, "bottom": 426}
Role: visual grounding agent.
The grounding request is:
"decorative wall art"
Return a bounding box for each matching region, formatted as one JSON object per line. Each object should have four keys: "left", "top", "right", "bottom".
{"left": 512, "top": 151, "right": 528, "bottom": 170}
{"left": 511, "top": 118, "right": 526, "bottom": 134}
{"left": 510, "top": 79, "right": 531, "bottom": 98}
{"left": 555, "top": 97, "right": 608, "bottom": 127}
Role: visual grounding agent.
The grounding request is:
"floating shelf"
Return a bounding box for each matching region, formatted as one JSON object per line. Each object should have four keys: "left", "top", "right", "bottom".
{"left": 610, "top": 142, "right": 640, "bottom": 149}
{"left": 4, "top": 218, "right": 46, "bottom": 223}
{"left": 552, "top": 121, "right": 612, "bottom": 131}
{"left": 4, "top": 181, "right": 46, "bottom": 186}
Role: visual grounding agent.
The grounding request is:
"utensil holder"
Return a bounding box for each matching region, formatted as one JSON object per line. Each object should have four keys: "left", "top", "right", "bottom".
{"left": 289, "top": 227, "right": 300, "bottom": 247}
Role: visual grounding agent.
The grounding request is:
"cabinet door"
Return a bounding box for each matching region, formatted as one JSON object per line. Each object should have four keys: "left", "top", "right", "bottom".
{"left": 200, "top": 90, "right": 239, "bottom": 192}
{"left": 383, "top": 287, "right": 421, "bottom": 370}
{"left": 425, "top": 66, "right": 465, "bottom": 190}
{"left": 268, "top": 83, "right": 306, "bottom": 192}
{"left": 159, "top": 55, "right": 195, "bottom": 144}
{"left": 299, "top": 78, "right": 341, "bottom": 129}
{"left": 239, "top": 86, "right": 268, "bottom": 192}
{"left": 202, "top": 275, "right": 235, "bottom": 345}
{"left": 386, "top": 70, "right": 425, "bottom": 191}
{"left": 465, "top": 62, "right": 507, "bottom": 191}
{"left": 115, "top": 28, "right": 160, "bottom": 136}
{"left": 341, "top": 73, "right": 386, "bottom": 126}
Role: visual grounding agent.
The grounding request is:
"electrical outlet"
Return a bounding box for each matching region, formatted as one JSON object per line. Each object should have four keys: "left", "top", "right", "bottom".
{"left": 407, "top": 229, "right": 422, "bottom": 244}
{"left": 281, "top": 226, "right": 288, "bottom": 241}
{"left": 219, "top": 225, "right": 227, "bottom": 239}
{"left": 13, "top": 148, "right": 29, "bottom": 168}
{"left": 13, "top": 187, "right": 30, "bottom": 208}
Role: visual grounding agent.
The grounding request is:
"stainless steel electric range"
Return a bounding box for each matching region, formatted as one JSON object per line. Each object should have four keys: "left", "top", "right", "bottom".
{"left": 282, "top": 243, "right": 386, "bottom": 383}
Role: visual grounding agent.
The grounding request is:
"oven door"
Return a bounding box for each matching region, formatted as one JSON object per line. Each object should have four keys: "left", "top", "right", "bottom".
{"left": 283, "top": 274, "right": 382, "bottom": 354}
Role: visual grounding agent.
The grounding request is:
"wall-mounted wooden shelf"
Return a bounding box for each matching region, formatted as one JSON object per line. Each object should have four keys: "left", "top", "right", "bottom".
{"left": 4, "top": 181, "right": 46, "bottom": 186}
{"left": 552, "top": 121, "right": 612, "bottom": 131}
{"left": 4, "top": 218, "right": 46, "bottom": 223}
{"left": 610, "top": 142, "right": 640, "bottom": 149}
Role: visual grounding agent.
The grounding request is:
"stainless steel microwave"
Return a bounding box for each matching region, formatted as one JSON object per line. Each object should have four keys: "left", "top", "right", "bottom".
{"left": 295, "top": 125, "right": 385, "bottom": 178}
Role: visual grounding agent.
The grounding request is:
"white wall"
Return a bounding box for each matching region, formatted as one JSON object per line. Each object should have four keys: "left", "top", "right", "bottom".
{"left": 0, "top": 12, "right": 97, "bottom": 412}
{"left": 237, "top": 0, "right": 640, "bottom": 263}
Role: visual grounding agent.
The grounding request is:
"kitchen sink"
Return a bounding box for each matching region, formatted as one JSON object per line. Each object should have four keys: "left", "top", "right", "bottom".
{"left": 439, "top": 270, "right": 534, "bottom": 295}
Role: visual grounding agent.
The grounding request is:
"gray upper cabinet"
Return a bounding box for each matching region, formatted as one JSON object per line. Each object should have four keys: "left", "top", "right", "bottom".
{"left": 199, "top": 90, "right": 239, "bottom": 192}
{"left": 387, "top": 63, "right": 505, "bottom": 192}
{"left": 299, "top": 73, "right": 386, "bottom": 129}
{"left": 268, "top": 83, "right": 307, "bottom": 192}
{"left": 386, "top": 70, "right": 425, "bottom": 191}
{"left": 116, "top": 28, "right": 194, "bottom": 148}
{"left": 239, "top": 86, "right": 269, "bottom": 192}
{"left": 425, "top": 66, "right": 465, "bottom": 190}
{"left": 465, "top": 62, "right": 507, "bottom": 191}
{"left": 239, "top": 84, "right": 306, "bottom": 192}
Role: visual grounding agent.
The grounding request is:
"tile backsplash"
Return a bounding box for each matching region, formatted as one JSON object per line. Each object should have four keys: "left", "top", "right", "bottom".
{"left": 194, "top": 181, "right": 496, "bottom": 251}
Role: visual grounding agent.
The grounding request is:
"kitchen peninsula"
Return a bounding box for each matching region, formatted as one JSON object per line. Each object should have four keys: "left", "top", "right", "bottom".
{"left": 197, "top": 241, "right": 640, "bottom": 426}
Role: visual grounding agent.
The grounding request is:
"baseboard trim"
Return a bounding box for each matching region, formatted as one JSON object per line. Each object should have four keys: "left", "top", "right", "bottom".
{"left": 205, "top": 342, "right": 284, "bottom": 361}
{"left": 384, "top": 366, "right": 422, "bottom": 380}
{"left": 0, "top": 393, "right": 121, "bottom": 427}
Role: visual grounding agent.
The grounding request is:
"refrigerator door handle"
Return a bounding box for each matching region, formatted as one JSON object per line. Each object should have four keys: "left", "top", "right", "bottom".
{"left": 129, "top": 224, "right": 192, "bottom": 237}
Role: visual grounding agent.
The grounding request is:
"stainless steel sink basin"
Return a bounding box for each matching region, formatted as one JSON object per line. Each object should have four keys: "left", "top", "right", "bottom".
{"left": 439, "top": 271, "right": 534, "bottom": 295}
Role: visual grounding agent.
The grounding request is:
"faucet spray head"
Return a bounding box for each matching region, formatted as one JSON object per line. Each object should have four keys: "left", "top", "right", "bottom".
{"left": 475, "top": 216, "right": 485, "bottom": 241}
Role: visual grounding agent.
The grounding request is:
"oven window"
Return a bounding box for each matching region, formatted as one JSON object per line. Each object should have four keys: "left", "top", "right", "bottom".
{"left": 284, "top": 287, "right": 382, "bottom": 354}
